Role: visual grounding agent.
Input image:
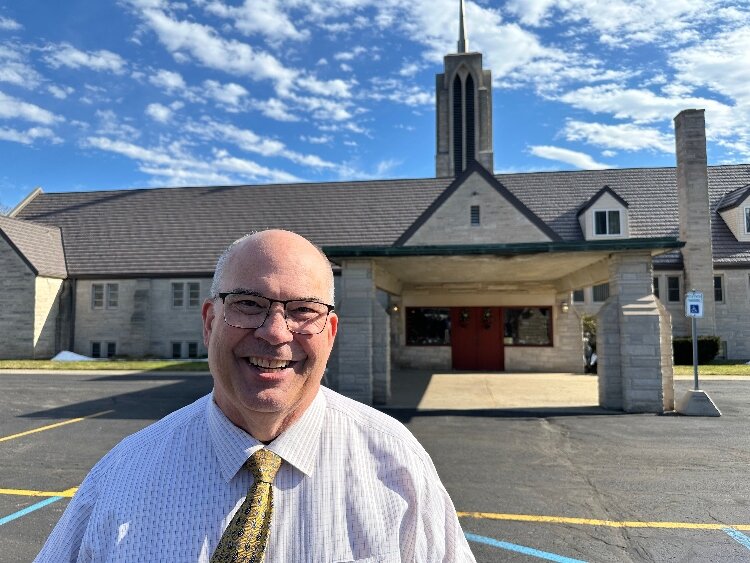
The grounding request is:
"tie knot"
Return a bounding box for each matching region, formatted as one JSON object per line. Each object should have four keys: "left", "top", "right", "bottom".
{"left": 247, "top": 449, "right": 282, "bottom": 484}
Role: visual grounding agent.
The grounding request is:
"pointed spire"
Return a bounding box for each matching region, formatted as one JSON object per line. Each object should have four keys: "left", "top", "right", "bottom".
{"left": 457, "top": 0, "right": 468, "bottom": 53}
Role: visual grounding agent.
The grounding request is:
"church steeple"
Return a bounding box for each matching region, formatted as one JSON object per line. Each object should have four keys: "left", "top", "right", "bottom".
{"left": 435, "top": 0, "right": 494, "bottom": 177}
{"left": 457, "top": 0, "right": 468, "bottom": 53}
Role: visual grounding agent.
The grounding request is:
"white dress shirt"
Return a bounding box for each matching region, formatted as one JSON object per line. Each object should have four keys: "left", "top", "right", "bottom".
{"left": 35, "top": 387, "right": 476, "bottom": 562}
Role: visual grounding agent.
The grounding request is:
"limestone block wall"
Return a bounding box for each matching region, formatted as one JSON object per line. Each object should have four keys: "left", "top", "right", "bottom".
{"left": 0, "top": 239, "right": 34, "bottom": 358}
{"left": 715, "top": 269, "right": 750, "bottom": 359}
{"left": 405, "top": 172, "right": 550, "bottom": 245}
{"left": 75, "top": 279, "right": 139, "bottom": 356}
{"left": 597, "top": 253, "right": 674, "bottom": 413}
{"left": 75, "top": 278, "right": 210, "bottom": 358}
{"left": 33, "top": 276, "right": 63, "bottom": 358}
{"left": 148, "top": 278, "right": 209, "bottom": 358}
{"left": 394, "top": 346, "right": 452, "bottom": 370}
{"left": 335, "top": 260, "right": 376, "bottom": 404}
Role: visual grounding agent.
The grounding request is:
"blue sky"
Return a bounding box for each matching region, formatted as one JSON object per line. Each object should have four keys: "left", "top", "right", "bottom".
{"left": 1, "top": 0, "right": 750, "bottom": 210}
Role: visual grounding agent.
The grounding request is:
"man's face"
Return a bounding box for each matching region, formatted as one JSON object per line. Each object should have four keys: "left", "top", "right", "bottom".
{"left": 202, "top": 232, "right": 337, "bottom": 430}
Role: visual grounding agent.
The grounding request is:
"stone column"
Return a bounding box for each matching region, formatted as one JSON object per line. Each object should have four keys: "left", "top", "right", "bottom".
{"left": 372, "top": 298, "right": 391, "bottom": 405}
{"left": 598, "top": 252, "right": 674, "bottom": 413}
{"left": 336, "top": 260, "right": 375, "bottom": 404}
{"left": 675, "top": 109, "right": 716, "bottom": 335}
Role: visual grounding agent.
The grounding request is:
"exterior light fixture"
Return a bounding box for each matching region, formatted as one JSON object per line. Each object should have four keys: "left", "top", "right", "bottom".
{"left": 560, "top": 301, "right": 570, "bottom": 313}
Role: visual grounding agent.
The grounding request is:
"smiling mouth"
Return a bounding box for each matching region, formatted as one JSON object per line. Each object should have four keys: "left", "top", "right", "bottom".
{"left": 247, "top": 356, "right": 295, "bottom": 371}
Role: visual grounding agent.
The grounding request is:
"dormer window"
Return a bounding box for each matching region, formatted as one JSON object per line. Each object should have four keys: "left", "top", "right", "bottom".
{"left": 594, "top": 210, "right": 621, "bottom": 236}
{"left": 744, "top": 206, "right": 750, "bottom": 233}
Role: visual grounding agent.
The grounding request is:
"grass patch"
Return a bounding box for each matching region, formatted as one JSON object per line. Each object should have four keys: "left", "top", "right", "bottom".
{"left": 0, "top": 360, "right": 209, "bottom": 372}
{"left": 674, "top": 362, "right": 750, "bottom": 376}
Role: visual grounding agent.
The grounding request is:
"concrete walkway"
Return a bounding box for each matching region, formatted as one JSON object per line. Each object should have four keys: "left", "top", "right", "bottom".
{"left": 388, "top": 370, "right": 600, "bottom": 410}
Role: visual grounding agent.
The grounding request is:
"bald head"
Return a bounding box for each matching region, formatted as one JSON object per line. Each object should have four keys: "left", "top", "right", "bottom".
{"left": 210, "top": 230, "right": 335, "bottom": 304}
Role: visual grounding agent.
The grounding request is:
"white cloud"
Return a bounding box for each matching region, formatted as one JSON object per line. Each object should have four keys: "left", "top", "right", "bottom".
{"left": 301, "top": 134, "right": 332, "bottom": 144}
{"left": 398, "top": 62, "right": 421, "bottom": 77}
{"left": 149, "top": 69, "right": 186, "bottom": 91}
{"left": 529, "top": 145, "right": 612, "bottom": 169}
{"left": 44, "top": 43, "right": 127, "bottom": 73}
{"left": 334, "top": 46, "right": 366, "bottom": 61}
{"left": 128, "top": 4, "right": 298, "bottom": 92}
{"left": 47, "top": 85, "right": 75, "bottom": 99}
{"left": 256, "top": 98, "right": 299, "bottom": 122}
{"left": 194, "top": 119, "right": 336, "bottom": 169}
{"left": 146, "top": 103, "right": 172, "bottom": 122}
{"left": 0, "top": 16, "right": 22, "bottom": 30}
{"left": 0, "top": 45, "right": 43, "bottom": 88}
{"left": 202, "top": 79, "right": 249, "bottom": 108}
{"left": 0, "top": 91, "right": 61, "bottom": 124}
{"left": 204, "top": 0, "right": 309, "bottom": 42}
{"left": 564, "top": 120, "right": 674, "bottom": 153}
{"left": 0, "top": 126, "right": 60, "bottom": 145}
{"left": 94, "top": 109, "right": 141, "bottom": 139}
{"left": 558, "top": 84, "right": 733, "bottom": 126}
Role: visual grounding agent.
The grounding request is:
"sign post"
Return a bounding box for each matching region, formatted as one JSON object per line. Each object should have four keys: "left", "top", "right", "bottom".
{"left": 684, "top": 290, "right": 703, "bottom": 391}
{"left": 676, "top": 289, "right": 721, "bottom": 416}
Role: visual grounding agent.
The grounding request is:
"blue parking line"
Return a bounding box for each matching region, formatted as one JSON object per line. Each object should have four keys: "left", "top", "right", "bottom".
{"left": 0, "top": 496, "right": 64, "bottom": 526}
{"left": 465, "top": 532, "right": 589, "bottom": 562}
{"left": 724, "top": 528, "right": 750, "bottom": 550}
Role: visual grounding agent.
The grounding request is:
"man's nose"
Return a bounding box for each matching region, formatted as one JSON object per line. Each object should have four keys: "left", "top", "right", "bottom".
{"left": 254, "top": 304, "right": 294, "bottom": 344}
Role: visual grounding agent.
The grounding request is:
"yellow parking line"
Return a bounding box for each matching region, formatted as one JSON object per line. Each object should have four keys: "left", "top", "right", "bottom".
{"left": 0, "top": 487, "right": 78, "bottom": 498}
{"left": 458, "top": 511, "right": 750, "bottom": 532}
{"left": 0, "top": 410, "right": 114, "bottom": 443}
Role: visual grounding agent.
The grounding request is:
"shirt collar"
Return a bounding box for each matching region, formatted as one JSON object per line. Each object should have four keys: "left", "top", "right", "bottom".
{"left": 206, "top": 389, "right": 326, "bottom": 482}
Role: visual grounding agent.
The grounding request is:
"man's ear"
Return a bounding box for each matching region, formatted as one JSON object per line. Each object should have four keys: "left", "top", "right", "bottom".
{"left": 202, "top": 298, "right": 216, "bottom": 348}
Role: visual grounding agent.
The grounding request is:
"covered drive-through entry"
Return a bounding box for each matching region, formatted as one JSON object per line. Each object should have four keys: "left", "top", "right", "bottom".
{"left": 324, "top": 238, "right": 683, "bottom": 414}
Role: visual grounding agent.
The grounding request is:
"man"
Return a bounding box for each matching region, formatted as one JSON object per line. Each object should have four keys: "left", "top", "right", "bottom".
{"left": 36, "top": 230, "right": 476, "bottom": 562}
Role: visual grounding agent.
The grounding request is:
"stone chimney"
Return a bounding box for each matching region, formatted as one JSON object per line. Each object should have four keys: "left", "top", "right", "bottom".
{"left": 674, "top": 109, "right": 716, "bottom": 335}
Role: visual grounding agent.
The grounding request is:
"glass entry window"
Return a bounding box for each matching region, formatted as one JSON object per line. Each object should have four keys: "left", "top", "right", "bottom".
{"left": 503, "top": 307, "right": 552, "bottom": 346}
{"left": 405, "top": 308, "right": 451, "bottom": 345}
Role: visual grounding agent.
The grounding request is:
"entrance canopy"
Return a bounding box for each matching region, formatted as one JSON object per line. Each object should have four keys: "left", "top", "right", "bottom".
{"left": 324, "top": 237, "right": 683, "bottom": 292}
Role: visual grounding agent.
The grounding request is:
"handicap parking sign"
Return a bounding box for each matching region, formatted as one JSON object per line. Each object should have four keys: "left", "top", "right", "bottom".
{"left": 685, "top": 291, "right": 704, "bottom": 318}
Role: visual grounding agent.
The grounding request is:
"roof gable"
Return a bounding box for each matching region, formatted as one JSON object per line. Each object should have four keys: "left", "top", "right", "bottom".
{"left": 396, "top": 161, "right": 561, "bottom": 246}
{"left": 717, "top": 184, "right": 750, "bottom": 212}
{"left": 576, "top": 185, "right": 629, "bottom": 217}
{"left": 0, "top": 216, "right": 67, "bottom": 278}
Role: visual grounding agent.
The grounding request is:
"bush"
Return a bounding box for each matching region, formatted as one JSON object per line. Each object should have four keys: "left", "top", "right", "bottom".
{"left": 672, "top": 336, "right": 720, "bottom": 365}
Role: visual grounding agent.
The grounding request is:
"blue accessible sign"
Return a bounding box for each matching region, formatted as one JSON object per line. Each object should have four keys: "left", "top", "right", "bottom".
{"left": 685, "top": 290, "right": 704, "bottom": 318}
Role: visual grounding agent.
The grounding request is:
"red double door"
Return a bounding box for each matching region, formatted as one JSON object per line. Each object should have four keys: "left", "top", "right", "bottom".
{"left": 450, "top": 307, "right": 505, "bottom": 371}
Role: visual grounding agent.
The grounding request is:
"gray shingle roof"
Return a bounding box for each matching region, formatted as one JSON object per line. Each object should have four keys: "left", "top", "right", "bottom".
{"left": 0, "top": 215, "right": 67, "bottom": 278}
{"left": 716, "top": 183, "right": 750, "bottom": 212}
{"left": 13, "top": 163, "right": 750, "bottom": 276}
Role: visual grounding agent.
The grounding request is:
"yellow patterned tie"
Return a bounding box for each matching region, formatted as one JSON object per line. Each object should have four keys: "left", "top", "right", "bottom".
{"left": 211, "top": 449, "right": 282, "bottom": 563}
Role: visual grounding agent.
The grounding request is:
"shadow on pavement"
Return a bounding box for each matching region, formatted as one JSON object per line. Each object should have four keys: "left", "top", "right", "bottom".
{"left": 21, "top": 373, "right": 213, "bottom": 421}
{"left": 380, "top": 406, "right": 622, "bottom": 423}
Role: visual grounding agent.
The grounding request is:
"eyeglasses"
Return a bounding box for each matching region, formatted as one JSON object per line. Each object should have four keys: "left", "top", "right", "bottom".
{"left": 216, "top": 292, "right": 335, "bottom": 335}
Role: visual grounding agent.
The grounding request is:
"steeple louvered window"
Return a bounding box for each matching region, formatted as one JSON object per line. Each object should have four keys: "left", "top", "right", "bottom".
{"left": 452, "top": 76, "right": 463, "bottom": 174}
{"left": 451, "top": 71, "right": 477, "bottom": 175}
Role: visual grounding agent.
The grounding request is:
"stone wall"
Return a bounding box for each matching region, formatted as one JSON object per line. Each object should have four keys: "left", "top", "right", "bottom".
{"left": 74, "top": 278, "right": 209, "bottom": 358}
{"left": 716, "top": 269, "right": 750, "bottom": 359}
{"left": 597, "top": 252, "right": 673, "bottom": 413}
{"left": 33, "top": 276, "right": 63, "bottom": 358}
{"left": 405, "top": 171, "right": 551, "bottom": 246}
{"left": 0, "top": 237, "right": 34, "bottom": 358}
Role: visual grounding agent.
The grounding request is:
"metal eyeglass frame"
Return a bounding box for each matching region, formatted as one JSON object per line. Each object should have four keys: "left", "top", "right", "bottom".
{"left": 215, "top": 291, "right": 335, "bottom": 335}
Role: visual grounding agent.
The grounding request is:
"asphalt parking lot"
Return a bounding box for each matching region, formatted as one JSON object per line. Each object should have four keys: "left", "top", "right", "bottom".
{"left": 2, "top": 370, "right": 749, "bottom": 562}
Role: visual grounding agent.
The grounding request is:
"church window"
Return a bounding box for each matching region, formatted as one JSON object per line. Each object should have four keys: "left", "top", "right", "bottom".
{"left": 745, "top": 207, "right": 750, "bottom": 233}
{"left": 594, "top": 210, "right": 621, "bottom": 235}
{"left": 593, "top": 283, "right": 610, "bottom": 302}
{"left": 470, "top": 205, "right": 480, "bottom": 225}
{"left": 406, "top": 308, "right": 451, "bottom": 346}
{"left": 452, "top": 76, "right": 463, "bottom": 174}
{"left": 503, "top": 307, "right": 552, "bottom": 346}
{"left": 573, "top": 289, "right": 585, "bottom": 303}
{"left": 465, "top": 74, "right": 475, "bottom": 163}
{"left": 714, "top": 275, "right": 724, "bottom": 303}
{"left": 667, "top": 276, "right": 680, "bottom": 302}
{"left": 653, "top": 276, "right": 660, "bottom": 299}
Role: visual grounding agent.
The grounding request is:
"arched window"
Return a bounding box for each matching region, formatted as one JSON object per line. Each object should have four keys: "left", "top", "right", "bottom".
{"left": 465, "top": 74, "right": 475, "bottom": 164}
{"left": 452, "top": 75, "right": 463, "bottom": 174}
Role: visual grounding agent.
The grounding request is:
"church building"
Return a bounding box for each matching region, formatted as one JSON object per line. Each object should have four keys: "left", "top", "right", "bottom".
{"left": 2, "top": 2, "right": 750, "bottom": 414}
